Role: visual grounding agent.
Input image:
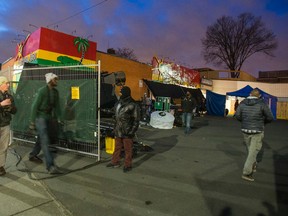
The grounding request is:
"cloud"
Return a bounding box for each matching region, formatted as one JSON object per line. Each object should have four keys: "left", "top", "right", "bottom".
{"left": 0, "top": 0, "right": 287, "bottom": 78}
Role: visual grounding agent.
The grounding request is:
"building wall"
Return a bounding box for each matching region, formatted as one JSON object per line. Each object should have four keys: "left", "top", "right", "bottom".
{"left": 200, "top": 70, "right": 257, "bottom": 82}
{"left": 96, "top": 51, "right": 152, "bottom": 100}
{"left": 212, "top": 79, "right": 288, "bottom": 119}
{"left": 212, "top": 80, "right": 288, "bottom": 97}
{"left": 277, "top": 102, "right": 288, "bottom": 120}
{"left": 258, "top": 70, "right": 288, "bottom": 83}
{"left": 0, "top": 51, "right": 153, "bottom": 100}
{"left": 0, "top": 58, "right": 15, "bottom": 80}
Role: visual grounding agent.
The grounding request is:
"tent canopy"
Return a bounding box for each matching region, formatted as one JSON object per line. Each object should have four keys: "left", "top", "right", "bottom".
{"left": 226, "top": 85, "right": 253, "bottom": 97}
{"left": 227, "top": 85, "right": 278, "bottom": 119}
{"left": 143, "top": 79, "right": 204, "bottom": 103}
{"left": 206, "top": 90, "right": 226, "bottom": 116}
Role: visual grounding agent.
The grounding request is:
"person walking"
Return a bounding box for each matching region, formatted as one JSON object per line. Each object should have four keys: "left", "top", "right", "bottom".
{"left": 106, "top": 86, "right": 140, "bottom": 173}
{"left": 29, "top": 73, "right": 62, "bottom": 174}
{"left": 233, "top": 98, "right": 239, "bottom": 117}
{"left": 234, "top": 99, "right": 239, "bottom": 111}
{"left": 181, "top": 91, "right": 197, "bottom": 134}
{"left": 0, "top": 76, "right": 17, "bottom": 176}
{"left": 235, "top": 88, "right": 274, "bottom": 182}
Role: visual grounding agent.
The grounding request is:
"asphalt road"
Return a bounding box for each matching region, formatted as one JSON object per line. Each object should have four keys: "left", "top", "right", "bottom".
{"left": 1, "top": 115, "right": 288, "bottom": 216}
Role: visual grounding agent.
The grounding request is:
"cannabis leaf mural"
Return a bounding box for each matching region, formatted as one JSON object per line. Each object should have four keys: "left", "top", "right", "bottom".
{"left": 74, "top": 37, "right": 90, "bottom": 65}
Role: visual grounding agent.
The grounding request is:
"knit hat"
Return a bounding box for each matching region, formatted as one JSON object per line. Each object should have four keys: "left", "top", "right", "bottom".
{"left": 45, "top": 73, "right": 58, "bottom": 83}
{"left": 0, "top": 76, "right": 9, "bottom": 85}
{"left": 120, "top": 86, "right": 131, "bottom": 98}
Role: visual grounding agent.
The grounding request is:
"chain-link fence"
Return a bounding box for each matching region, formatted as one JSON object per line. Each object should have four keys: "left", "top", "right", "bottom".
{"left": 2, "top": 62, "right": 101, "bottom": 160}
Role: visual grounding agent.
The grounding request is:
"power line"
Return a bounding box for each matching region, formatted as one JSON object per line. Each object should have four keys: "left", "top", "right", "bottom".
{"left": 47, "top": 0, "right": 109, "bottom": 27}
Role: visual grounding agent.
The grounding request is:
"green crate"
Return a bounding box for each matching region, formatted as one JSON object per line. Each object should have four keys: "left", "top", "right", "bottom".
{"left": 154, "top": 101, "right": 163, "bottom": 110}
{"left": 163, "top": 102, "right": 170, "bottom": 112}
{"left": 157, "top": 97, "right": 164, "bottom": 102}
{"left": 156, "top": 97, "right": 170, "bottom": 111}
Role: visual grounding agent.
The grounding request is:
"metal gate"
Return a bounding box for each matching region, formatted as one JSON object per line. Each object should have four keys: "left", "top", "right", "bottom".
{"left": 3, "top": 62, "right": 101, "bottom": 161}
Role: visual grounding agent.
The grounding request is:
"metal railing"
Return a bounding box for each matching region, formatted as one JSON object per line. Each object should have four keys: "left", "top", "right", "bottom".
{"left": 2, "top": 61, "right": 102, "bottom": 161}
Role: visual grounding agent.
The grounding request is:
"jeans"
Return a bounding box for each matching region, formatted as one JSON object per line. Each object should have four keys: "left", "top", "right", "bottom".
{"left": 0, "top": 125, "right": 10, "bottom": 167}
{"left": 242, "top": 132, "right": 264, "bottom": 175}
{"left": 30, "top": 118, "right": 54, "bottom": 170}
{"left": 182, "top": 112, "right": 192, "bottom": 133}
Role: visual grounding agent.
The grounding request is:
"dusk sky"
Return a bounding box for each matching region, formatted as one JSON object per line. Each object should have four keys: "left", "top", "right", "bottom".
{"left": 1, "top": 0, "right": 288, "bottom": 77}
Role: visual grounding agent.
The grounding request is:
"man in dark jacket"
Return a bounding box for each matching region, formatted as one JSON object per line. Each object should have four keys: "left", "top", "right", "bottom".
{"left": 235, "top": 88, "right": 274, "bottom": 182}
{"left": 106, "top": 86, "right": 140, "bottom": 172}
{"left": 181, "top": 91, "right": 197, "bottom": 134}
{"left": 0, "top": 76, "right": 17, "bottom": 176}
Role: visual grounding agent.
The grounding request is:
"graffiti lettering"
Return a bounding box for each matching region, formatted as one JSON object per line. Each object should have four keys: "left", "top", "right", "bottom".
{"left": 18, "top": 53, "right": 37, "bottom": 65}
{"left": 151, "top": 56, "right": 201, "bottom": 87}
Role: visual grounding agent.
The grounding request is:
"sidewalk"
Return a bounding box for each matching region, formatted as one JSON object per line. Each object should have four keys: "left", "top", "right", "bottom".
{"left": 1, "top": 116, "right": 288, "bottom": 216}
{"left": 0, "top": 147, "right": 72, "bottom": 215}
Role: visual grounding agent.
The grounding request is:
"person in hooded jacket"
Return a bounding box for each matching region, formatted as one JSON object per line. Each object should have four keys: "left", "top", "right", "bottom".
{"left": 235, "top": 88, "right": 274, "bottom": 182}
{"left": 106, "top": 86, "right": 140, "bottom": 173}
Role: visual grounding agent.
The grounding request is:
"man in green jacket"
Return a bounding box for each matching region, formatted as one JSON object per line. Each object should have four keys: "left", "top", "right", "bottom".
{"left": 0, "top": 76, "right": 17, "bottom": 176}
{"left": 29, "top": 73, "right": 62, "bottom": 174}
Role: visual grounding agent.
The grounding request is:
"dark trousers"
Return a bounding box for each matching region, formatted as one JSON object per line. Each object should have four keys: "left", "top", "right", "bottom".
{"left": 112, "top": 137, "right": 133, "bottom": 168}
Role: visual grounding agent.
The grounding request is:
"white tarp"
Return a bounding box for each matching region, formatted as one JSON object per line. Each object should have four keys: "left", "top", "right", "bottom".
{"left": 149, "top": 111, "right": 175, "bottom": 129}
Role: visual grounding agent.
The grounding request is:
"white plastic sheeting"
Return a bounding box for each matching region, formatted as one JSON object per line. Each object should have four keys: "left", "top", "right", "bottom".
{"left": 150, "top": 111, "right": 175, "bottom": 129}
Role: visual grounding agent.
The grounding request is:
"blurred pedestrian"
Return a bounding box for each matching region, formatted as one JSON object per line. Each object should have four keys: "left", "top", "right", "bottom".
{"left": 0, "top": 76, "right": 17, "bottom": 176}
{"left": 200, "top": 98, "right": 206, "bottom": 116}
{"left": 106, "top": 86, "right": 140, "bottom": 173}
{"left": 233, "top": 98, "right": 239, "bottom": 117}
{"left": 29, "top": 73, "right": 62, "bottom": 174}
{"left": 181, "top": 91, "right": 197, "bottom": 134}
{"left": 235, "top": 89, "right": 274, "bottom": 182}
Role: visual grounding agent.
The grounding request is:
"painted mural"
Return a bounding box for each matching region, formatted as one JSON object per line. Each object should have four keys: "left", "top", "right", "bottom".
{"left": 151, "top": 56, "right": 200, "bottom": 88}
{"left": 11, "top": 27, "right": 97, "bottom": 91}
{"left": 14, "top": 27, "right": 97, "bottom": 67}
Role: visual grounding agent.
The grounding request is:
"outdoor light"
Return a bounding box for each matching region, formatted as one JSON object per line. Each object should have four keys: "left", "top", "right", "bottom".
{"left": 23, "top": 29, "right": 31, "bottom": 34}
{"left": 29, "top": 24, "right": 38, "bottom": 29}
{"left": 17, "top": 34, "right": 26, "bottom": 38}
{"left": 86, "top": 35, "right": 93, "bottom": 39}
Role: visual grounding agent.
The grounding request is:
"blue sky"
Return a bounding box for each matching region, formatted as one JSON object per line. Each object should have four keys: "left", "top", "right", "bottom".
{"left": 266, "top": 0, "right": 288, "bottom": 15}
{"left": 1, "top": 0, "right": 288, "bottom": 77}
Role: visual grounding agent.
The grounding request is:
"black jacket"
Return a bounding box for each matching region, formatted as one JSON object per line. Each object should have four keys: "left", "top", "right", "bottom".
{"left": 235, "top": 96, "right": 274, "bottom": 132}
{"left": 0, "top": 91, "right": 17, "bottom": 127}
{"left": 113, "top": 96, "right": 140, "bottom": 138}
{"left": 181, "top": 96, "right": 197, "bottom": 113}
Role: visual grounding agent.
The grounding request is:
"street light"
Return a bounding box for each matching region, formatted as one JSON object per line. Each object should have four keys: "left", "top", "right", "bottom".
{"left": 17, "top": 34, "right": 26, "bottom": 38}
{"left": 23, "top": 29, "right": 31, "bottom": 34}
{"left": 29, "top": 24, "right": 38, "bottom": 29}
{"left": 86, "top": 34, "right": 93, "bottom": 39}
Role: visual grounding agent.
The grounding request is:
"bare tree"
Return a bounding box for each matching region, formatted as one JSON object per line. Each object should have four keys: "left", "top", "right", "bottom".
{"left": 202, "top": 13, "right": 278, "bottom": 78}
{"left": 115, "top": 47, "right": 138, "bottom": 61}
